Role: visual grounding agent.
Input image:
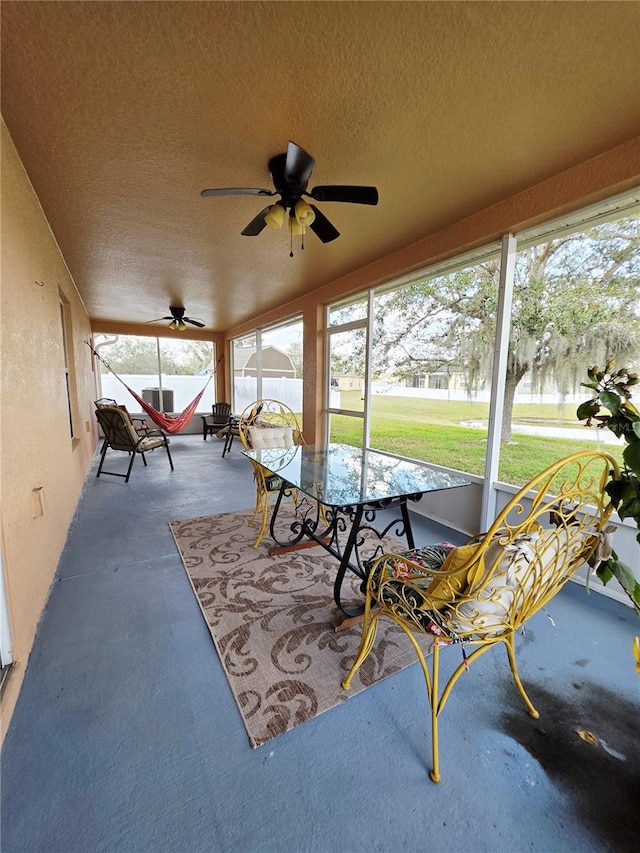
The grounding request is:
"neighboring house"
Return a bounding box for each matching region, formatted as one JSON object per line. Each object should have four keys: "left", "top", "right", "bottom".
{"left": 330, "top": 374, "right": 362, "bottom": 391}
{"left": 233, "top": 345, "right": 296, "bottom": 379}
{"left": 406, "top": 369, "right": 564, "bottom": 395}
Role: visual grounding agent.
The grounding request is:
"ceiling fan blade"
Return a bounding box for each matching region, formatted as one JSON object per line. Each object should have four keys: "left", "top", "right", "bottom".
{"left": 308, "top": 205, "right": 340, "bottom": 243}
{"left": 185, "top": 318, "right": 205, "bottom": 328}
{"left": 201, "top": 187, "right": 274, "bottom": 198}
{"left": 284, "top": 141, "right": 315, "bottom": 188}
{"left": 308, "top": 185, "right": 379, "bottom": 205}
{"left": 241, "top": 206, "right": 271, "bottom": 236}
{"left": 145, "top": 317, "right": 173, "bottom": 323}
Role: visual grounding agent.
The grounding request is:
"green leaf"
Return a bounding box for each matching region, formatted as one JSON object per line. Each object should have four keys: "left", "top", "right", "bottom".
{"left": 599, "top": 390, "right": 621, "bottom": 414}
{"left": 576, "top": 400, "right": 599, "bottom": 420}
{"left": 605, "top": 413, "right": 632, "bottom": 439}
{"left": 623, "top": 441, "right": 640, "bottom": 474}
{"left": 603, "top": 556, "right": 640, "bottom": 614}
{"left": 595, "top": 563, "right": 614, "bottom": 585}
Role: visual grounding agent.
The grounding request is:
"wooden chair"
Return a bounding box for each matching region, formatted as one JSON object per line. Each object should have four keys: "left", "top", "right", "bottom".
{"left": 95, "top": 406, "right": 174, "bottom": 483}
{"left": 201, "top": 402, "right": 232, "bottom": 440}
{"left": 238, "top": 399, "right": 304, "bottom": 548}
{"left": 342, "top": 450, "right": 621, "bottom": 782}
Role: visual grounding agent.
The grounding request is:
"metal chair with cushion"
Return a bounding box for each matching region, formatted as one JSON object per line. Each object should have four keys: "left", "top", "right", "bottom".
{"left": 201, "top": 402, "right": 232, "bottom": 440}
{"left": 94, "top": 397, "right": 149, "bottom": 437}
{"left": 95, "top": 406, "right": 174, "bottom": 483}
{"left": 238, "top": 399, "right": 304, "bottom": 548}
{"left": 342, "top": 450, "right": 620, "bottom": 782}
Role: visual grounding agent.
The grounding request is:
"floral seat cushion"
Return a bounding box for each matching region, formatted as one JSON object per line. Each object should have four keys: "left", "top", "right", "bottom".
{"left": 368, "top": 543, "right": 460, "bottom": 640}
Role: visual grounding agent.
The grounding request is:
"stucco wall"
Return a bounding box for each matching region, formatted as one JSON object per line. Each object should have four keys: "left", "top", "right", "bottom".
{"left": 1, "top": 121, "right": 97, "bottom": 739}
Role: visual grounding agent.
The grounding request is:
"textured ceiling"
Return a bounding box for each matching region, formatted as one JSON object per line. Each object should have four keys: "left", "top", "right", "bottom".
{"left": 2, "top": 1, "right": 639, "bottom": 332}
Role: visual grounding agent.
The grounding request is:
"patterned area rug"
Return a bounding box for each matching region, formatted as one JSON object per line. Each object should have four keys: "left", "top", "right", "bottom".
{"left": 169, "top": 505, "right": 436, "bottom": 747}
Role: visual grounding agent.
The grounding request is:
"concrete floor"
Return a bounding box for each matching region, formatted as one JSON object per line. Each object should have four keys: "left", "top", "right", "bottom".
{"left": 1, "top": 434, "right": 639, "bottom": 853}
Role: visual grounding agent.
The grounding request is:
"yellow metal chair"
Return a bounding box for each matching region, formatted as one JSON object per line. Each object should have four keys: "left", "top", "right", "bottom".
{"left": 342, "top": 450, "right": 620, "bottom": 782}
{"left": 238, "top": 399, "right": 304, "bottom": 548}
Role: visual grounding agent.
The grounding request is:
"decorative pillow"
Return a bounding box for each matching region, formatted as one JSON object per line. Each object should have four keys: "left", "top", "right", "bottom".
{"left": 423, "top": 542, "right": 487, "bottom": 607}
{"left": 374, "top": 574, "right": 456, "bottom": 641}
{"left": 446, "top": 536, "right": 534, "bottom": 635}
{"left": 447, "top": 527, "right": 594, "bottom": 636}
{"left": 248, "top": 425, "right": 294, "bottom": 449}
{"left": 264, "top": 474, "right": 283, "bottom": 491}
{"left": 368, "top": 543, "right": 459, "bottom": 641}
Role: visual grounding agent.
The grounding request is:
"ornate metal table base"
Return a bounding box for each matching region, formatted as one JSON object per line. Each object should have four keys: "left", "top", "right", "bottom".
{"left": 269, "top": 484, "right": 422, "bottom": 618}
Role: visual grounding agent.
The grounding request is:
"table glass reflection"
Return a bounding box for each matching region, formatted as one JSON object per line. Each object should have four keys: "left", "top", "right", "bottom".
{"left": 243, "top": 443, "right": 470, "bottom": 507}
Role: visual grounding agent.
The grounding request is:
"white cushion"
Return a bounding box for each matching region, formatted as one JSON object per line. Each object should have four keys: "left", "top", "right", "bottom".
{"left": 447, "top": 527, "right": 593, "bottom": 635}
{"left": 248, "top": 425, "right": 294, "bottom": 449}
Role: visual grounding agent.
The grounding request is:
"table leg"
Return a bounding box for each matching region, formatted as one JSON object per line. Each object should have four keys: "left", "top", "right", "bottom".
{"left": 332, "top": 497, "right": 416, "bottom": 629}
{"left": 400, "top": 497, "right": 415, "bottom": 549}
{"left": 331, "top": 504, "right": 366, "bottom": 617}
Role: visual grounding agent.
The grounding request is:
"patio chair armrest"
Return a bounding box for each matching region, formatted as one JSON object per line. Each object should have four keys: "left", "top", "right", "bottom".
{"left": 146, "top": 428, "right": 168, "bottom": 440}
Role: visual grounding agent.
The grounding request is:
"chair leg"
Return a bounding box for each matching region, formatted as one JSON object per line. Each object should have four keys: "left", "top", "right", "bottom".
{"left": 388, "top": 623, "right": 441, "bottom": 782}
{"left": 164, "top": 441, "right": 174, "bottom": 471}
{"left": 124, "top": 451, "right": 137, "bottom": 483}
{"left": 341, "top": 610, "right": 381, "bottom": 689}
{"left": 429, "top": 644, "right": 441, "bottom": 783}
{"left": 248, "top": 483, "right": 263, "bottom": 527}
{"left": 503, "top": 633, "right": 539, "bottom": 719}
{"left": 251, "top": 494, "right": 271, "bottom": 548}
{"left": 96, "top": 440, "right": 109, "bottom": 477}
{"left": 222, "top": 431, "right": 235, "bottom": 457}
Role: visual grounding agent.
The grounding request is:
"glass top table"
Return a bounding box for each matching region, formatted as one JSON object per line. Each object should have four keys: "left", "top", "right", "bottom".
{"left": 243, "top": 443, "right": 470, "bottom": 620}
{"left": 244, "top": 443, "right": 469, "bottom": 507}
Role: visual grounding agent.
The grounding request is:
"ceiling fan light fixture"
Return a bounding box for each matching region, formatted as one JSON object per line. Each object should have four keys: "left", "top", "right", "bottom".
{"left": 294, "top": 199, "right": 315, "bottom": 227}
{"left": 168, "top": 319, "right": 187, "bottom": 332}
{"left": 265, "top": 203, "right": 285, "bottom": 230}
{"left": 289, "top": 215, "right": 304, "bottom": 237}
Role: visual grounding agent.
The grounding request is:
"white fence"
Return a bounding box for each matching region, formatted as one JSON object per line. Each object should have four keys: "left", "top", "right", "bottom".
{"left": 233, "top": 377, "right": 303, "bottom": 414}
{"left": 100, "top": 373, "right": 215, "bottom": 414}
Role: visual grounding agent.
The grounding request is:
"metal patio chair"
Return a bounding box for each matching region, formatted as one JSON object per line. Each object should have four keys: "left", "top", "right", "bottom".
{"left": 94, "top": 397, "right": 149, "bottom": 437}
{"left": 237, "top": 399, "right": 303, "bottom": 547}
{"left": 342, "top": 450, "right": 620, "bottom": 782}
{"left": 95, "top": 406, "right": 174, "bottom": 483}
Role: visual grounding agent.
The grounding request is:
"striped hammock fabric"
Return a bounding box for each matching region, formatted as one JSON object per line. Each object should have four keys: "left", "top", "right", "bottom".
{"left": 125, "top": 382, "right": 211, "bottom": 434}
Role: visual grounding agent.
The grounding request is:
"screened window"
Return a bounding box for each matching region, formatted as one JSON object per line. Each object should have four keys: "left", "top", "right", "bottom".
{"left": 497, "top": 212, "right": 639, "bottom": 485}
{"left": 95, "top": 335, "right": 215, "bottom": 414}
{"left": 366, "top": 257, "right": 501, "bottom": 474}
{"left": 231, "top": 318, "right": 303, "bottom": 416}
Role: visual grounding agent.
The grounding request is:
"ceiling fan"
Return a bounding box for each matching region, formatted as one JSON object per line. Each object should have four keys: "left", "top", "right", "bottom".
{"left": 201, "top": 140, "right": 378, "bottom": 245}
{"left": 146, "top": 306, "right": 205, "bottom": 331}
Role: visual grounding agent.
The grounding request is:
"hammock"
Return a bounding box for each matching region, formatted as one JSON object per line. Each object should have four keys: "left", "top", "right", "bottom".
{"left": 125, "top": 384, "right": 211, "bottom": 433}
{"left": 87, "top": 342, "right": 213, "bottom": 434}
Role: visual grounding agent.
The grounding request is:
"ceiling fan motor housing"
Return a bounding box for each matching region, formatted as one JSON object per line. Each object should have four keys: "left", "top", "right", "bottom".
{"left": 268, "top": 153, "right": 307, "bottom": 208}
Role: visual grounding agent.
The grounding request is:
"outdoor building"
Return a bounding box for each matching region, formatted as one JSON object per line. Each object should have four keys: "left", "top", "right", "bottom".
{"left": 233, "top": 345, "right": 297, "bottom": 379}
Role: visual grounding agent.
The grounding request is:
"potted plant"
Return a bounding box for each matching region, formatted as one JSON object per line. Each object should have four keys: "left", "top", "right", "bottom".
{"left": 577, "top": 361, "right": 640, "bottom": 613}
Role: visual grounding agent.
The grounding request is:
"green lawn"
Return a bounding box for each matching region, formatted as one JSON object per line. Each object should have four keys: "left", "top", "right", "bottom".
{"left": 329, "top": 392, "right": 623, "bottom": 486}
